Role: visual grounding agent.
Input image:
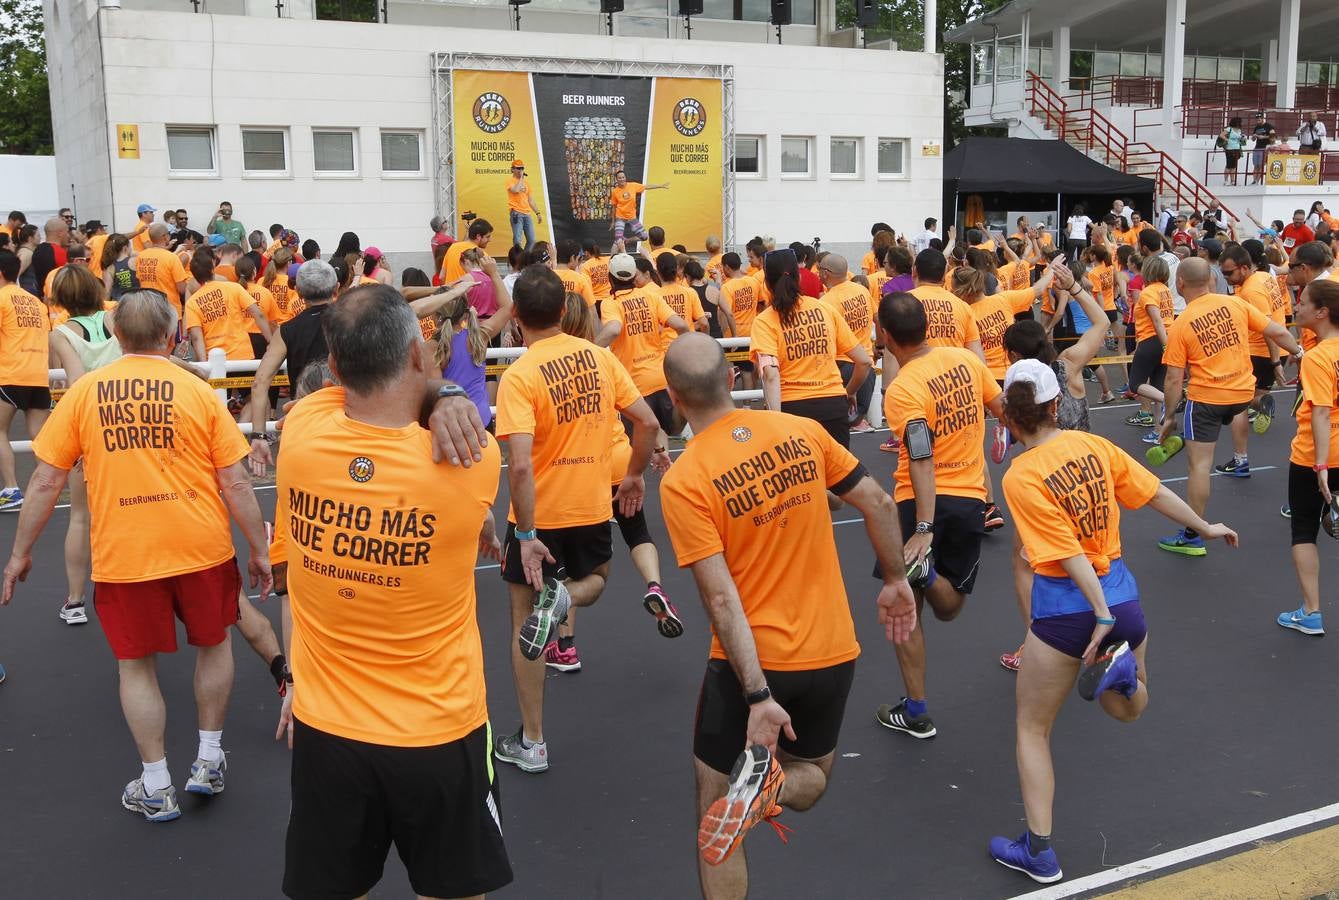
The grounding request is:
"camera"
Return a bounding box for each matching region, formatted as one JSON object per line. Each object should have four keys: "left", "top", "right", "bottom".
{"left": 461, "top": 210, "right": 478, "bottom": 223}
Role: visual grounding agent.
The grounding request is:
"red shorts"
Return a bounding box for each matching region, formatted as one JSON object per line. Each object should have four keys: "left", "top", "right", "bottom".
{"left": 93, "top": 558, "right": 242, "bottom": 660}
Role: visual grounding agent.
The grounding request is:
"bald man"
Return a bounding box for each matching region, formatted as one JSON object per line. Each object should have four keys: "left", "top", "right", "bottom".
{"left": 658, "top": 332, "right": 916, "bottom": 894}
{"left": 1155, "top": 258, "right": 1302, "bottom": 557}
{"left": 134, "top": 224, "right": 191, "bottom": 315}
{"left": 817, "top": 254, "right": 880, "bottom": 431}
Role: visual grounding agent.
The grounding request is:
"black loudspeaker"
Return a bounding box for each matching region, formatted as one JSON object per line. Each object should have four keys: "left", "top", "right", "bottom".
{"left": 856, "top": 0, "right": 876, "bottom": 27}
{"left": 678, "top": 0, "right": 702, "bottom": 14}
{"left": 600, "top": 0, "right": 622, "bottom": 12}
{"left": 770, "top": 0, "right": 790, "bottom": 25}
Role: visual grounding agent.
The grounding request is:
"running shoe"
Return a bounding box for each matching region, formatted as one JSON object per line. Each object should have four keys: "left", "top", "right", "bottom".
{"left": 1125, "top": 410, "right": 1155, "bottom": 427}
{"left": 1213, "top": 459, "right": 1250, "bottom": 478}
{"left": 1252, "top": 393, "right": 1275, "bottom": 434}
{"left": 984, "top": 504, "right": 1005, "bottom": 532}
{"left": 544, "top": 639, "right": 582, "bottom": 672}
{"left": 121, "top": 778, "right": 181, "bottom": 823}
{"left": 1277, "top": 606, "right": 1325, "bottom": 636}
{"left": 989, "top": 423, "right": 1011, "bottom": 465}
{"left": 494, "top": 727, "right": 549, "bottom": 773}
{"left": 0, "top": 487, "right": 23, "bottom": 512}
{"left": 1103, "top": 335, "right": 1118, "bottom": 352}
{"left": 905, "top": 550, "right": 935, "bottom": 590}
{"left": 698, "top": 744, "right": 787, "bottom": 867}
{"left": 989, "top": 833, "right": 1063, "bottom": 884}
{"left": 1000, "top": 645, "right": 1023, "bottom": 672}
{"left": 1083, "top": 368, "right": 1098, "bottom": 383}
{"left": 1157, "top": 529, "right": 1207, "bottom": 557}
{"left": 875, "top": 699, "right": 937, "bottom": 739}
{"left": 1140, "top": 430, "right": 1162, "bottom": 444}
{"left": 643, "top": 584, "right": 684, "bottom": 638}
{"left": 1077, "top": 640, "right": 1138, "bottom": 701}
{"left": 185, "top": 754, "right": 227, "bottom": 796}
{"left": 879, "top": 436, "right": 900, "bottom": 453}
{"left": 59, "top": 600, "right": 88, "bottom": 626}
{"left": 0, "top": 662, "right": 6, "bottom": 685}
{"left": 518, "top": 577, "right": 571, "bottom": 661}
{"left": 1280, "top": 505, "right": 1292, "bottom": 519}
{"left": 849, "top": 419, "right": 875, "bottom": 434}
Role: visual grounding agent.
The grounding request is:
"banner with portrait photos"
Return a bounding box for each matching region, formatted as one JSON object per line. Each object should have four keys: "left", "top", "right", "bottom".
{"left": 452, "top": 69, "right": 723, "bottom": 253}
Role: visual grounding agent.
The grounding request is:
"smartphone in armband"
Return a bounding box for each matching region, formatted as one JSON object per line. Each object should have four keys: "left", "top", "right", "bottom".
{"left": 904, "top": 419, "right": 934, "bottom": 460}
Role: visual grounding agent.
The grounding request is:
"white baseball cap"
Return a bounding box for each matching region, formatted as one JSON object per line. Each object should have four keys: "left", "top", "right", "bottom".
{"left": 1003, "top": 358, "right": 1060, "bottom": 403}
{"left": 608, "top": 253, "right": 638, "bottom": 281}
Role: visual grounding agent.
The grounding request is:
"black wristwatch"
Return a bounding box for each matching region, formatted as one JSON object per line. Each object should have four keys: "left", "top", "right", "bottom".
{"left": 744, "top": 685, "right": 772, "bottom": 706}
{"left": 437, "top": 383, "right": 469, "bottom": 401}
{"left": 915, "top": 521, "right": 934, "bottom": 535}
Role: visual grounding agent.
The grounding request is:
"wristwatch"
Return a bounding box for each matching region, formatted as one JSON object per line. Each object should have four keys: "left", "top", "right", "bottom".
{"left": 915, "top": 521, "right": 934, "bottom": 535}
{"left": 438, "top": 383, "right": 469, "bottom": 401}
{"left": 744, "top": 685, "right": 772, "bottom": 706}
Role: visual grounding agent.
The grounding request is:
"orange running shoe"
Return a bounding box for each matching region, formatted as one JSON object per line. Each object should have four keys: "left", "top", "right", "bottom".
{"left": 698, "top": 745, "right": 787, "bottom": 866}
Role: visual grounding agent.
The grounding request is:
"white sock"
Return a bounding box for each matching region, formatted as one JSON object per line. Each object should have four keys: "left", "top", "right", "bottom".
{"left": 198, "top": 729, "right": 223, "bottom": 763}
{"left": 142, "top": 757, "right": 170, "bottom": 793}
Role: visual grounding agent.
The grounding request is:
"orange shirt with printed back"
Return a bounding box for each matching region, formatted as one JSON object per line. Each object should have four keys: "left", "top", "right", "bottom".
{"left": 1087, "top": 262, "right": 1117, "bottom": 312}
{"left": 860, "top": 251, "right": 878, "bottom": 275}
{"left": 494, "top": 332, "right": 641, "bottom": 529}
{"left": 441, "top": 240, "right": 477, "bottom": 283}
{"left": 580, "top": 257, "right": 611, "bottom": 302}
{"left": 556, "top": 267, "right": 596, "bottom": 307}
{"left": 867, "top": 270, "right": 891, "bottom": 304}
{"left": 820, "top": 280, "right": 878, "bottom": 360}
{"left": 185, "top": 280, "right": 260, "bottom": 360}
{"left": 660, "top": 409, "right": 862, "bottom": 671}
{"left": 910, "top": 284, "right": 983, "bottom": 348}
{"left": 884, "top": 347, "right": 1001, "bottom": 503}
{"left": 721, "top": 277, "right": 760, "bottom": 336}
{"left": 1290, "top": 336, "right": 1339, "bottom": 468}
{"left": 610, "top": 183, "right": 645, "bottom": 220}
{"left": 243, "top": 282, "right": 280, "bottom": 334}
{"left": 32, "top": 355, "right": 249, "bottom": 582}
{"left": 706, "top": 254, "right": 724, "bottom": 284}
{"left": 274, "top": 388, "right": 501, "bottom": 748}
{"left": 750, "top": 296, "right": 859, "bottom": 402}
{"left": 1238, "top": 271, "right": 1288, "bottom": 358}
{"left": 506, "top": 176, "right": 533, "bottom": 214}
{"left": 0, "top": 284, "right": 51, "bottom": 386}
{"left": 602, "top": 286, "right": 679, "bottom": 396}
{"left": 134, "top": 248, "right": 188, "bottom": 313}
{"left": 659, "top": 280, "right": 706, "bottom": 349}
{"left": 268, "top": 273, "right": 301, "bottom": 324}
{"left": 972, "top": 289, "right": 1036, "bottom": 378}
{"left": 1003, "top": 430, "right": 1160, "bottom": 579}
{"left": 1162, "top": 293, "right": 1271, "bottom": 405}
{"left": 998, "top": 260, "right": 1031, "bottom": 292}
{"left": 1134, "top": 282, "right": 1175, "bottom": 343}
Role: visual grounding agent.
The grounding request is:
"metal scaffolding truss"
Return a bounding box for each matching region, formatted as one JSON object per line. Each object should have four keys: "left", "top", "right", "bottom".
{"left": 429, "top": 51, "right": 736, "bottom": 246}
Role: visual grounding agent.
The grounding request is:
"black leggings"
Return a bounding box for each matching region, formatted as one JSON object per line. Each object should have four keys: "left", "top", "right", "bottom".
{"left": 1127, "top": 337, "right": 1166, "bottom": 394}
{"left": 1288, "top": 463, "right": 1339, "bottom": 545}
{"left": 613, "top": 486, "right": 653, "bottom": 549}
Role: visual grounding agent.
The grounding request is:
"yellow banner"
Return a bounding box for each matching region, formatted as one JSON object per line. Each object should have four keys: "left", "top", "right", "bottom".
{"left": 452, "top": 70, "right": 551, "bottom": 245}
{"left": 641, "top": 78, "right": 723, "bottom": 251}
{"left": 1265, "top": 152, "right": 1320, "bottom": 186}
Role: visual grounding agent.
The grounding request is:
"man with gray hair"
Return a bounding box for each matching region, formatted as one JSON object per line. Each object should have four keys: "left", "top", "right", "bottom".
{"left": 3, "top": 289, "right": 273, "bottom": 822}
{"left": 272, "top": 284, "right": 511, "bottom": 898}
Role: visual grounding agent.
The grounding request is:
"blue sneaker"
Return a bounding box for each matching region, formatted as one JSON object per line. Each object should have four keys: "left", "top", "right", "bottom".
{"left": 1078, "top": 640, "right": 1138, "bottom": 701}
{"left": 1158, "top": 529, "right": 1206, "bottom": 556}
{"left": 0, "top": 487, "right": 22, "bottom": 512}
{"left": 989, "top": 832, "right": 1063, "bottom": 884}
{"left": 1213, "top": 458, "right": 1250, "bottom": 478}
{"left": 1140, "top": 429, "right": 1161, "bottom": 444}
{"left": 1277, "top": 606, "right": 1325, "bottom": 636}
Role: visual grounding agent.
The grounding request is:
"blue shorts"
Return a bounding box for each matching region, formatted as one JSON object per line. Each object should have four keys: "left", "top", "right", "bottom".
{"left": 1029, "top": 559, "right": 1146, "bottom": 659}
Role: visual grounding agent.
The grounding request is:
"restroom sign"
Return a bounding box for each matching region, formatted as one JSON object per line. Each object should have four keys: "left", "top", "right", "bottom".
{"left": 117, "top": 124, "right": 140, "bottom": 159}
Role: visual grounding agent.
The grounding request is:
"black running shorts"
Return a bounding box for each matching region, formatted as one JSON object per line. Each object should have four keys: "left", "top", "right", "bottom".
{"left": 781, "top": 394, "right": 851, "bottom": 448}
{"left": 500, "top": 521, "right": 612, "bottom": 585}
{"left": 1182, "top": 399, "right": 1250, "bottom": 444}
{"left": 694, "top": 658, "right": 856, "bottom": 775}
{"left": 283, "top": 720, "right": 512, "bottom": 900}
{"left": 874, "top": 496, "right": 985, "bottom": 595}
{"left": 0, "top": 385, "right": 51, "bottom": 412}
{"left": 1127, "top": 337, "right": 1166, "bottom": 394}
{"left": 1250, "top": 355, "right": 1276, "bottom": 393}
{"left": 1288, "top": 462, "right": 1339, "bottom": 546}
{"left": 613, "top": 486, "right": 653, "bottom": 549}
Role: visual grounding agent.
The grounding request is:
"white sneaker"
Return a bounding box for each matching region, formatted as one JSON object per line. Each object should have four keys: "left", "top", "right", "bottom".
{"left": 59, "top": 601, "right": 88, "bottom": 626}
{"left": 184, "top": 753, "right": 227, "bottom": 796}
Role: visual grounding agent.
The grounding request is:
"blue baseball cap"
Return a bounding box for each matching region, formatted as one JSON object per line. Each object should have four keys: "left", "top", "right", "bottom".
{"left": 207, "top": 233, "right": 227, "bottom": 247}
{"left": 136, "top": 203, "right": 155, "bottom": 215}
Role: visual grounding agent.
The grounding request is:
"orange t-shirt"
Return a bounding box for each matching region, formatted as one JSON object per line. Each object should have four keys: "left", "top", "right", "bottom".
{"left": 910, "top": 284, "right": 983, "bottom": 348}
{"left": 860, "top": 250, "right": 878, "bottom": 275}
{"left": 215, "top": 264, "right": 238, "bottom": 283}
{"left": 660, "top": 409, "right": 862, "bottom": 671}
{"left": 867, "top": 271, "right": 892, "bottom": 305}
{"left": 820, "top": 280, "right": 878, "bottom": 360}
{"left": 86, "top": 234, "right": 109, "bottom": 278}
{"left": 556, "top": 266, "right": 596, "bottom": 307}
{"left": 274, "top": 388, "right": 500, "bottom": 748}
{"left": 884, "top": 347, "right": 1000, "bottom": 503}
{"left": 602, "top": 286, "right": 679, "bottom": 396}
{"left": 1087, "top": 262, "right": 1116, "bottom": 312}
{"left": 185, "top": 280, "right": 260, "bottom": 360}
{"left": 267, "top": 274, "right": 300, "bottom": 324}
{"left": 1238, "top": 271, "right": 1287, "bottom": 358}
{"left": 971, "top": 289, "right": 1035, "bottom": 378}
{"left": 721, "top": 276, "right": 760, "bottom": 336}
{"left": 494, "top": 332, "right": 640, "bottom": 528}
{"left": 659, "top": 280, "right": 706, "bottom": 349}
{"left": 998, "top": 260, "right": 1031, "bottom": 292}
{"left": 32, "top": 354, "right": 249, "bottom": 582}
{"left": 750, "top": 266, "right": 773, "bottom": 307}
{"left": 610, "top": 183, "right": 644, "bottom": 220}
{"left": 0, "top": 284, "right": 51, "bottom": 386}
{"left": 1134, "top": 282, "right": 1175, "bottom": 343}
{"left": 134, "top": 248, "right": 188, "bottom": 313}
{"left": 441, "top": 240, "right": 477, "bottom": 283}
{"left": 243, "top": 282, "right": 280, "bottom": 333}
{"left": 506, "top": 176, "right": 533, "bottom": 214}
{"left": 130, "top": 227, "right": 151, "bottom": 253}
{"left": 750, "top": 297, "right": 859, "bottom": 403}
{"left": 1003, "top": 430, "right": 1160, "bottom": 579}
{"left": 1291, "top": 336, "right": 1339, "bottom": 467}
{"left": 1162, "top": 293, "right": 1271, "bottom": 405}
{"left": 706, "top": 254, "right": 724, "bottom": 283}
{"left": 580, "top": 257, "right": 611, "bottom": 302}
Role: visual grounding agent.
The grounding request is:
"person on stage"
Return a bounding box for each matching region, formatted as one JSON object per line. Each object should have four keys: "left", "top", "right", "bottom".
{"left": 506, "top": 159, "right": 542, "bottom": 252}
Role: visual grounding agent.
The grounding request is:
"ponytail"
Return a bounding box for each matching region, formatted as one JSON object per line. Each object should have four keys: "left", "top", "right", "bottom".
{"left": 763, "top": 249, "right": 802, "bottom": 326}
{"left": 235, "top": 256, "right": 258, "bottom": 289}
{"left": 431, "top": 295, "right": 489, "bottom": 370}
{"left": 950, "top": 266, "right": 986, "bottom": 302}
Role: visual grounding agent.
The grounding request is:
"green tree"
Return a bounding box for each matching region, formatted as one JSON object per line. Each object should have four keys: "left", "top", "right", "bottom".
{"left": 836, "top": 0, "right": 1010, "bottom": 149}
{"left": 0, "top": 0, "right": 53, "bottom": 154}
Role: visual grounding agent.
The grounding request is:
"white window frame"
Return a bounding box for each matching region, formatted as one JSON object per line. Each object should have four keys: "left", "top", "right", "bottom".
{"left": 312, "top": 128, "right": 360, "bottom": 178}
{"left": 780, "top": 135, "right": 815, "bottom": 180}
{"left": 733, "top": 134, "right": 766, "bottom": 179}
{"left": 876, "top": 137, "right": 910, "bottom": 181}
{"left": 379, "top": 129, "right": 425, "bottom": 178}
{"left": 829, "top": 136, "right": 862, "bottom": 180}
{"left": 241, "top": 127, "right": 291, "bottom": 178}
{"left": 165, "top": 126, "right": 218, "bottom": 178}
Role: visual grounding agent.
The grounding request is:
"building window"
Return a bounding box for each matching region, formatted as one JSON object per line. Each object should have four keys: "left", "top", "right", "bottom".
{"left": 780, "top": 136, "right": 812, "bottom": 178}
{"left": 733, "top": 135, "right": 764, "bottom": 177}
{"left": 166, "top": 127, "right": 216, "bottom": 175}
{"left": 877, "top": 138, "right": 907, "bottom": 179}
{"left": 829, "top": 137, "right": 861, "bottom": 179}
{"left": 241, "top": 128, "right": 288, "bottom": 176}
{"left": 380, "top": 131, "right": 423, "bottom": 175}
{"left": 313, "top": 129, "right": 358, "bottom": 175}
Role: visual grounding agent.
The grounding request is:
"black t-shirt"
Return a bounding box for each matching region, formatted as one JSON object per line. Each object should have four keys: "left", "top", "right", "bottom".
{"left": 1252, "top": 123, "right": 1275, "bottom": 149}
{"left": 31, "top": 243, "right": 59, "bottom": 297}
{"left": 693, "top": 282, "right": 722, "bottom": 339}
{"left": 280, "top": 302, "right": 330, "bottom": 386}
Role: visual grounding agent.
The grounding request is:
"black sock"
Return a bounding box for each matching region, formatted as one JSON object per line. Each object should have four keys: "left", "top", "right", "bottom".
{"left": 1027, "top": 830, "right": 1051, "bottom": 854}
{"left": 269, "top": 654, "right": 289, "bottom": 687}
{"left": 1183, "top": 526, "right": 1199, "bottom": 539}
{"left": 558, "top": 635, "right": 575, "bottom": 651}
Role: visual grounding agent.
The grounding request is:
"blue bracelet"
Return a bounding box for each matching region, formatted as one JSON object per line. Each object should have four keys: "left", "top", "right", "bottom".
{"left": 515, "top": 528, "right": 538, "bottom": 541}
{"left": 1095, "top": 615, "right": 1117, "bottom": 626}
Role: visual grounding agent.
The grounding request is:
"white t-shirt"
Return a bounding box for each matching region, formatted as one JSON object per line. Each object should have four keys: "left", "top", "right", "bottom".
{"left": 1067, "top": 216, "right": 1092, "bottom": 240}
{"left": 1159, "top": 251, "right": 1184, "bottom": 314}
{"left": 912, "top": 229, "right": 937, "bottom": 254}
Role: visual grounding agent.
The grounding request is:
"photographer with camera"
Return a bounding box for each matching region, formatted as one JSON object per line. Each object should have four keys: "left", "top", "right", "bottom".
{"left": 208, "top": 202, "right": 246, "bottom": 247}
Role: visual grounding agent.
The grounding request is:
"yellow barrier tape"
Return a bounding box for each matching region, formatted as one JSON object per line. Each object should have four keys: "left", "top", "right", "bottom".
{"left": 209, "top": 375, "right": 291, "bottom": 390}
